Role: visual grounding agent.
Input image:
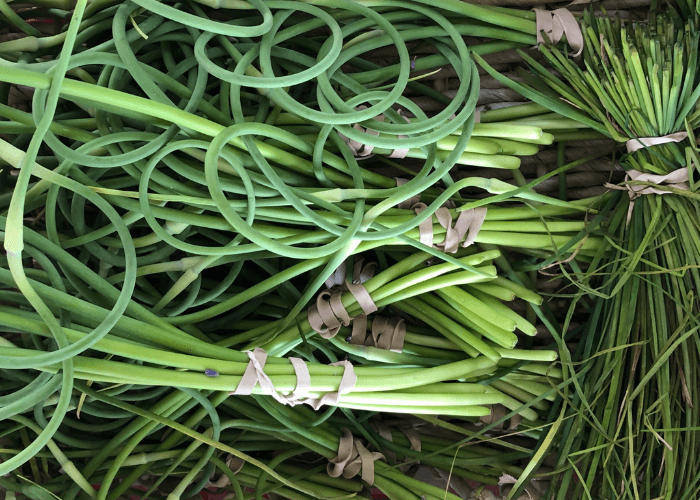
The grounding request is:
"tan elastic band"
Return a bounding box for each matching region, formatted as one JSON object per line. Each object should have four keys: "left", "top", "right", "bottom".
{"left": 230, "top": 348, "right": 312, "bottom": 406}
{"left": 308, "top": 260, "right": 378, "bottom": 340}
{"left": 230, "top": 348, "right": 355, "bottom": 410}
{"left": 372, "top": 422, "right": 422, "bottom": 471}
{"left": 387, "top": 109, "right": 412, "bottom": 159}
{"left": 230, "top": 348, "right": 273, "bottom": 397}
{"left": 339, "top": 106, "right": 411, "bottom": 159}
{"left": 604, "top": 168, "right": 690, "bottom": 223}
{"left": 325, "top": 260, "right": 347, "bottom": 289}
{"left": 303, "top": 360, "right": 357, "bottom": 410}
{"left": 327, "top": 428, "right": 385, "bottom": 485}
{"left": 400, "top": 427, "right": 422, "bottom": 452}
{"left": 413, "top": 205, "right": 487, "bottom": 253}
{"left": 395, "top": 177, "right": 421, "bottom": 210}
{"left": 209, "top": 455, "right": 245, "bottom": 488}
{"left": 481, "top": 404, "right": 522, "bottom": 430}
{"left": 289, "top": 357, "right": 311, "bottom": 400}
{"left": 534, "top": 9, "right": 584, "bottom": 57}
{"left": 373, "top": 422, "right": 397, "bottom": 463}
{"left": 625, "top": 132, "right": 689, "bottom": 153}
{"left": 367, "top": 316, "right": 406, "bottom": 352}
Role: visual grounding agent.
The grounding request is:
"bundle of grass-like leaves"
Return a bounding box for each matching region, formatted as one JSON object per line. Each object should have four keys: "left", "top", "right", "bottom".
{"left": 478, "top": 8, "right": 700, "bottom": 500}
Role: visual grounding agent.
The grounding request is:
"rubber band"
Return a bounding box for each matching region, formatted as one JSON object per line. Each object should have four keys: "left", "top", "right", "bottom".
{"left": 209, "top": 455, "right": 245, "bottom": 488}
{"left": 325, "top": 260, "right": 347, "bottom": 289}
{"left": 368, "top": 316, "right": 406, "bottom": 352}
{"left": 372, "top": 421, "right": 397, "bottom": 463}
{"left": 288, "top": 357, "right": 311, "bottom": 400}
{"left": 625, "top": 132, "right": 689, "bottom": 153}
{"left": 400, "top": 427, "right": 422, "bottom": 452}
{"left": 316, "top": 259, "right": 407, "bottom": 352}
{"left": 387, "top": 109, "right": 412, "bottom": 159}
{"left": 230, "top": 348, "right": 303, "bottom": 406}
{"left": 230, "top": 348, "right": 353, "bottom": 410}
{"left": 395, "top": 177, "right": 421, "bottom": 210}
{"left": 371, "top": 421, "right": 421, "bottom": 470}
{"left": 411, "top": 205, "right": 487, "bottom": 253}
{"left": 327, "top": 428, "right": 384, "bottom": 485}
{"left": 308, "top": 259, "right": 378, "bottom": 339}
{"left": 339, "top": 106, "right": 412, "bottom": 159}
{"left": 534, "top": 9, "right": 584, "bottom": 57}
{"left": 480, "top": 404, "right": 522, "bottom": 430}
{"left": 302, "top": 360, "right": 357, "bottom": 410}
{"left": 604, "top": 168, "right": 690, "bottom": 223}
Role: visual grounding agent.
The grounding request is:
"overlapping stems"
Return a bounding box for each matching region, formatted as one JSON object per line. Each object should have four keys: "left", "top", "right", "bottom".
{"left": 475, "top": 9, "right": 700, "bottom": 500}
{"left": 0, "top": 0, "right": 604, "bottom": 498}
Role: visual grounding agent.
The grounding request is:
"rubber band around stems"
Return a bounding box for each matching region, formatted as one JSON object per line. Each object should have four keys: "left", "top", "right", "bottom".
{"left": 5, "top": 0, "right": 484, "bottom": 326}
{"left": 227, "top": 76, "right": 479, "bottom": 326}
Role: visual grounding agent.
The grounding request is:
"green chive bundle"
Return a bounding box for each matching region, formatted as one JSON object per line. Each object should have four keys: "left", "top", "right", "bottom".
{"left": 477, "top": 9, "right": 700, "bottom": 500}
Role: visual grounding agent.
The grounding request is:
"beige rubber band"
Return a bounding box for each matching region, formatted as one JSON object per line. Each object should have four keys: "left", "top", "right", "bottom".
{"left": 339, "top": 106, "right": 412, "bottom": 159}
{"left": 230, "top": 347, "right": 270, "bottom": 397}
{"left": 209, "top": 455, "right": 245, "bottom": 488}
{"left": 231, "top": 348, "right": 298, "bottom": 406}
{"left": 291, "top": 358, "right": 356, "bottom": 409}
{"left": 303, "top": 360, "right": 357, "bottom": 410}
{"left": 372, "top": 422, "right": 421, "bottom": 471}
{"left": 413, "top": 205, "right": 487, "bottom": 253}
{"left": 373, "top": 422, "right": 397, "bottom": 463}
{"left": 395, "top": 177, "right": 421, "bottom": 210}
{"left": 307, "top": 290, "right": 344, "bottom": 338}
{"left": 534, "top": 9, "right": 584, "bottom": 57}
{"left": 231, "top": 348, "right": 357, "bottom": 410}
{"left": 400, "top": 427, "right": 422, "bottom": 452}
{"left": 308, "top": 260, "right": 378, "bottom": 339}
{"left": 481, "top": 404, "right": 522, "bottom": 430}
{"left": 412, "top": 203, "right": 435, "bottom": 247}
{"left": 367, "top": 316, "right": 406, "bottom": 352}
{"left": 325, "top": 260, "right": 347, "bottom": 289}
{"left": 327, "top": 428, "right": 385, "bottom": 485}
{"left": 625, "top": 132, "right": 689, "bottom": 153}
{"left": 289, "top": 357, "right": 311, "bottom": 400}
{"left": 387, "top": 109, "right": 411, "bottom": 159}
{"left": 604, "top": 168, "right": 691, "bottom": 223}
